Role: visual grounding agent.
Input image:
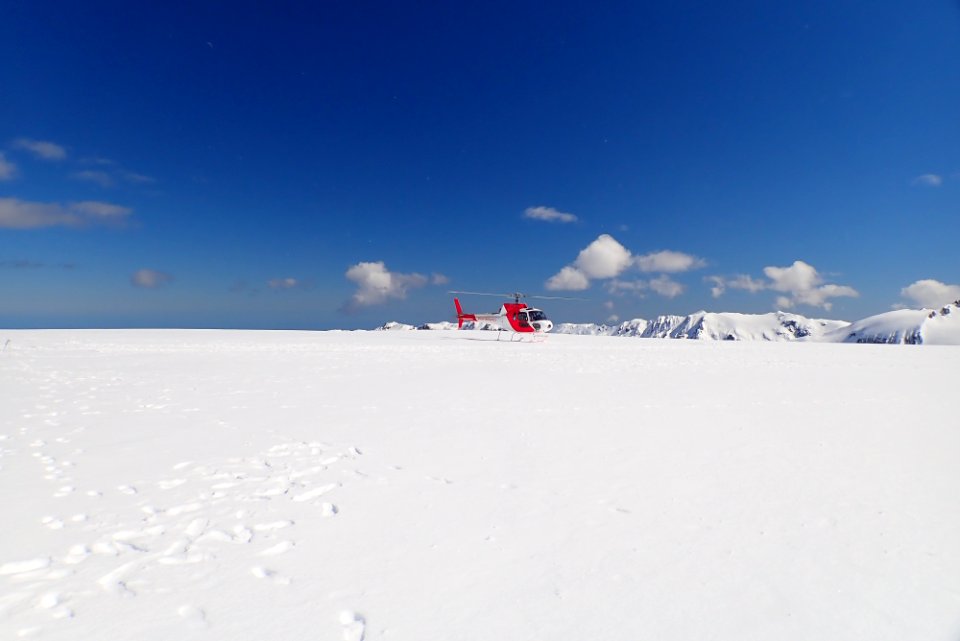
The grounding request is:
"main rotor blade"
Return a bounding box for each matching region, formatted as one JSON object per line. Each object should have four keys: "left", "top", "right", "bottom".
{"left": 526, "top": 294, "right": 590, "bottom": 301}
{"left": 450, "top": 290, "right": 589, "bottom": 302}
{"left": 448, "top": 290, "right": 515, "bottom": 298}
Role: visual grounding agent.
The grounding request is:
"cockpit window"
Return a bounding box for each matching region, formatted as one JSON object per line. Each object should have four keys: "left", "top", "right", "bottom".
{"left": 527, "top": 310, "right": 547, "bottom": 321}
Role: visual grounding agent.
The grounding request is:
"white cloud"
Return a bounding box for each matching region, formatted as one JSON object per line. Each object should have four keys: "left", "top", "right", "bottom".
{"left": 763, "top": 260, "right": 858, "bottom": 310}
{"left": 0, "top": 152, "right": 17, "bottom": 180}
{"left": 603, "top": 300, "right": 615, "bottom": 310}
{"left": 268, "top": 277, "right": 299, "bottom": 289}
{"left": 131, "top": 268, "right": 172, "bottom": 288}
{"left": 12, "top": 138, "right": 67, "bottom": 161}
{"left": 0, "top": 198, "right": 132, "bottom": 229}
{"left": 344, "top": 261, "right": 429, "bottom": 310}
{"left": 573, "top": 234, "right": 633, "bottom": 279}
{"left": 431, "top": 273, "right": 450, "bottom": 285}
{"left": 545, "top": 266, "right": 590, "bottom": 291}
{"left": 912, "top": 174, "right": 942, "bottom": 187}
{"left": 707, "top": 274, "right": 767, "bottom": 298}
{"left": 635, "top": 250, "right": 705, "bottom": 273}
{"left": 607, "top": 314, "right": 620, "bottom": 323}
{"left": 546, "top": 235, "right": 705, "bottom": 292}
{"left": 72, "top": 170, "right": 115, "bottom": 188}
{"left": 900, "top": 279, "right": 960, "bottom": 308}
{"left": 523, "top": 206, "right": 578, "bottom": 223}
{"left": 647, "top": 275, "right": 684, "bottom": 298}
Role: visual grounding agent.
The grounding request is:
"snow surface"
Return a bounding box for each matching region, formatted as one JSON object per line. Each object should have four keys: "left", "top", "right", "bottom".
{"left": 1, "top": 329, "right": 959, "bottom": 641}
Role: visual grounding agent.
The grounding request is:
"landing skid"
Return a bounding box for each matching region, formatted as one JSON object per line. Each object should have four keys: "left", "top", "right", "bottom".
{"left": 497, "top": 330, "right": 547, "bottom": 343}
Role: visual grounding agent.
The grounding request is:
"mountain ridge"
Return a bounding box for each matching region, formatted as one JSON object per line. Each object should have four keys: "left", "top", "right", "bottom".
{"left": 377, "top": 301, "right": 960, "bottom": 345}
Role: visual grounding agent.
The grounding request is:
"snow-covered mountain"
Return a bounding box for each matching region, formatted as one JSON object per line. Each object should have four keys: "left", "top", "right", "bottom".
{"left": 382, "top": 302, "right": 960, "bottom": 345}
{"left": 821, "top": 301, "right": 960, "bottom": 345}
{"left": 557, "top": 311, "right": 848, "bottom": 341}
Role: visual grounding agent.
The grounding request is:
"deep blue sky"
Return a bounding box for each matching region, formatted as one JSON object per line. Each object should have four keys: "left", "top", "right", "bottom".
{"left": 1, "top": 1, "right": 958, "bottom": 328}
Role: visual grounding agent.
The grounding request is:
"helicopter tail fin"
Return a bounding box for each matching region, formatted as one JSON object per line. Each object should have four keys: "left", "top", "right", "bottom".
{"left": 454, "top": 298, "right": 477, "bottom": 329}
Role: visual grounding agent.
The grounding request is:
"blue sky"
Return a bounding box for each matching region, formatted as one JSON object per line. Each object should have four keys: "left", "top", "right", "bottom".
{"left": 1, "top": 1, "right": 958, "bottom": 328}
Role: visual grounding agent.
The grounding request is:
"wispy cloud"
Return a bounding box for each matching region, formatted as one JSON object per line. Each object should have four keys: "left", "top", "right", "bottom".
{"left": 0, "top": 197, "right": 133, "bottom": 229}
{"left": 122, "top": 171, "right": 156, "bottom": 185}
{"left": 72, "top": 170, "right": 115, "bottom": 188}
{"left": 0, "top": 152, "right": 17, "bottom": 180}
{"left": 11, "top": 138, "right": 67, "bottom": 161}
{"left": 0, "top": 259, "right": 76, "bottom": 270}
{"left": 706, "top": 274, "right": 766, "bottom": 298}
{"left": 131, "top": 268, "right": 172, "bottom": 289}
{"left": 70, "top": 201, "right": 132, "bottom": 219}
{"left": 343, "top": 261, "right": 429, "bottom": 311}
{"left": 911, "top": 174, "right": 942, "bottom": 187}
{"left": 0, "top": 259, "right": 43, "bottom": 269}
{"left": 899, "top": 279, "right": 960, "bottom": 308}
{"left": 268, "top": 277, "right": 299, "bottom": 290}
{"left": 523, "top": 206, "right": 578, "bottom": 223}
{"left": 545, "top": 234, "right": 704, "bottom": 292}
{"left": 431, "top": 273, "right": 450, "bottom": 285}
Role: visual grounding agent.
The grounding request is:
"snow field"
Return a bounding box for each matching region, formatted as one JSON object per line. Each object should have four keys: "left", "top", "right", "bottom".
{"left": 1, "top": 330, "right": 958, "bottom": 640}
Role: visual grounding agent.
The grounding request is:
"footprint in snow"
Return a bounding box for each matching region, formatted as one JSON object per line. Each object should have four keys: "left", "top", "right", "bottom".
{"left": 250, "top": 566, "right": 290, "bottom": 585}
{"left": 177, "top": 604, "right": 207, "bottom": 627}
{"left": 340, "top": 610, "right": 366, "bottom": 641}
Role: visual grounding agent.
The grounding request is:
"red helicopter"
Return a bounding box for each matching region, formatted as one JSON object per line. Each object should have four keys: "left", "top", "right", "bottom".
{"left": 451, "top": 291, "right": 581, "bottom": 337}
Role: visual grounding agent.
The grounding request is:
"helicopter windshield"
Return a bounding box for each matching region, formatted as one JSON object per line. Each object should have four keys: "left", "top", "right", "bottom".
{"left": 526, "top": 310, "right": 548, "bottom": 322}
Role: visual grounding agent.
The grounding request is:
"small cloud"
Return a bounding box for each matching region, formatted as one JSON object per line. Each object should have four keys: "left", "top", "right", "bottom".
{"left": 431, "top": 273, "right": 450, "bottom": 285}
{"left": 635, "top": 250, "right": 705, "bottom": 273}
{"left": 764, "top": 260, "right": 858, "bottom": 310}
{"left": 603, "top": 300, "right": 615, "bottom": 310}
{"left": 268, "top": 277, "right": 299, "bottom": 290}
{"left": 899, "top": 279, "right": 960, "bottom": 308}
{"left": 523, "top": 206, "right": 578, "bottom": 224}
{"left": 343, "top": 261, "right": 429, "bottom": 311}
{"left": 912, "top": 174, "right": 942, "bottom": 187}
{"left": 131, "top": 268, "right": 172, "bottom": 289}
{"left": 647, "top": 274, "right": 684, "bottom": 298}
{"left": 607, "top": 314, "right": 620, "bottom": 323}
{"left": 11, "top": 138, "right": 67, "bottom": 161}
{"left": 72, "top": 170, "right": 115, "bottom": 188}
{"left": 0, "top": 152, "right": 17, "bottom": 180}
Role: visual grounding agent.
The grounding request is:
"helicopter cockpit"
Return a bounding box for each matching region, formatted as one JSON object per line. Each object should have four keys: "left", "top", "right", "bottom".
{"left": 517, "top": 308, "right": 553, "bottom": 332}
